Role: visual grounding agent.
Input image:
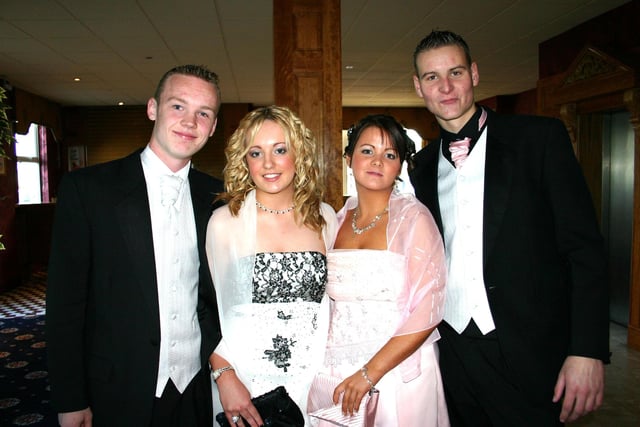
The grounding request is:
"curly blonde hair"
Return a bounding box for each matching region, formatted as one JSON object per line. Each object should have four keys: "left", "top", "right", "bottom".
{"left": 219, "top": 105, "right": 326, "bottom": 233}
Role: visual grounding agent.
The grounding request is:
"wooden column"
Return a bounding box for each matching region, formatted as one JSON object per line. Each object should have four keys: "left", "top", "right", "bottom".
{"left": 273, "top": 0, "right": 343, "bottom": 210}
{"left": 624, "top": 88, "right": 640, "bottom": 350}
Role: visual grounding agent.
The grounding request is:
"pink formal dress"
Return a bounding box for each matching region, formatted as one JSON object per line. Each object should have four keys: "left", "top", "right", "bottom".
{"left": 317, "top": 248, "right": 450, "bottom": 427}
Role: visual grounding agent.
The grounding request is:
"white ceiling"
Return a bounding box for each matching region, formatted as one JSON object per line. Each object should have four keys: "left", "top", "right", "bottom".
{"left": 0, "top": 0, "right": 630, "bottom": 108}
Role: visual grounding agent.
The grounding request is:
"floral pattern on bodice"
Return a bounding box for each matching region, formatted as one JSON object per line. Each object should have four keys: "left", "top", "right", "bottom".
{"left": 249, "top": 251, "right": 326, "bottom": 372}
{"left": 253, "top": 251, "right": 326, "bottom": 304}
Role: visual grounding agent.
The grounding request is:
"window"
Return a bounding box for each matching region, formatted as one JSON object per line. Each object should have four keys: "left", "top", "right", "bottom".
{"left": 15, "top": 123, "right": 45, "bottom": 204}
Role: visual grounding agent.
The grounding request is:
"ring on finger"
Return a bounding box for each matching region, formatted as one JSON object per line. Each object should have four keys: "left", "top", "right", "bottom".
{"left": 231, "top": 415, "right": 240, "bottom": 424}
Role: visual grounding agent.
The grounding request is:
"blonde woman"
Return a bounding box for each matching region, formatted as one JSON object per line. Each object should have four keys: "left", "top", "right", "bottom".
{"left": 206, "top": 105, "right": 337, "bottom": 426}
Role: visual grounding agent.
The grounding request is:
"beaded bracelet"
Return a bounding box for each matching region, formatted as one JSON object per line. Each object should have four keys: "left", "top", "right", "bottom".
{"left": 360, "top": 366, "right": 375, "bottom": 390}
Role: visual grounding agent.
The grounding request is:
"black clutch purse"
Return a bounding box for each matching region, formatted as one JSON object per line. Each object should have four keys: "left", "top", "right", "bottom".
{"left": 215, "top": 386, "right": 304, "bottom": 427}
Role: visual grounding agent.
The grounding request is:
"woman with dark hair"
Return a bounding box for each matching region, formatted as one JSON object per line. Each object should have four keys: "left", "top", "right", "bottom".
{"left": 311, "top": 115, "right": 449, "bottom": 426}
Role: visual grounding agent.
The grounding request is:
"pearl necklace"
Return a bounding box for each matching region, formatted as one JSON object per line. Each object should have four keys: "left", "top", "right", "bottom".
{"left": 351, "top": 207, "right": 389, "bottom": 235}
{"left": 256, "top": 200, "right": 294, "bottom": 214}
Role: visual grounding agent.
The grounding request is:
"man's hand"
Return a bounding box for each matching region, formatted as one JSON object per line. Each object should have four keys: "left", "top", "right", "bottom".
{"left": 58, "top": 407, "right": 92, "bottom": 427}
{"left": 553, "top": 355, "right": 604, "bottom": 423}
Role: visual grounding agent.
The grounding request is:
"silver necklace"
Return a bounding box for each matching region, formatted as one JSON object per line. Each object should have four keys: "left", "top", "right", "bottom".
{"left": 256, "top": 200, "right": 294, "bottom": 214}
{"left": 351, "top": 207, "right": 389, "bottom": 235}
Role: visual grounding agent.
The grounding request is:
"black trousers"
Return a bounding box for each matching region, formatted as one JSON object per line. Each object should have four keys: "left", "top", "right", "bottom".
{"left": 150, "top": 368, "right": 213, "bottom": 427}
{"left": 438, "top": 320, "right": 563, "bottom": 427}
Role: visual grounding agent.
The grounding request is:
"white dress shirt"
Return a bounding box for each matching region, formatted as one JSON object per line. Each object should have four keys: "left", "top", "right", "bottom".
{"left": 140, "top": 146, "right": 202, "bottom": 396}
{"left": 438, "top": 130, "right": 496, "bottom": 334}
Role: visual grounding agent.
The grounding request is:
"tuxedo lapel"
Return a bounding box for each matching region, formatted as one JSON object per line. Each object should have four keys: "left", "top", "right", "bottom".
{"left": 482, "top": 116, "right": 515, "bottom": 266}
{"left": 411, "top": 141, "right": 443, "bottom": 235}
{"left": 114, "top": 153, "right": 160, "bottom": 323}
{"left": 188, "top": 171, "right": 215, "bottom": 248}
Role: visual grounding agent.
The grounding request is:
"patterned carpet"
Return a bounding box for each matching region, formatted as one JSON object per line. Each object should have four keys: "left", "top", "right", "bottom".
{"left": 0, "top": 272, "right": 46, "bottom": 320}
{"left": 0, "top": 273, "right": 56, "bottom": 426}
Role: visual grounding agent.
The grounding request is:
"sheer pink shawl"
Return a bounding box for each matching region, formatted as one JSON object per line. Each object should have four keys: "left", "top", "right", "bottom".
{"left": 337, "top": 192, "right": 447, "bottom": 381}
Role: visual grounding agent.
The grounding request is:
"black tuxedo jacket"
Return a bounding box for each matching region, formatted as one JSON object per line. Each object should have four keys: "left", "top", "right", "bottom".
{"left": 409, "top": 109, "right": 609, "bottom": 401}
{"left": 46, "top": 150, "right": 223, "bottom": 426}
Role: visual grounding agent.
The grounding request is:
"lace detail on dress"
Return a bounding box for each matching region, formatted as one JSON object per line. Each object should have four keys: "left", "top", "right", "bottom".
{"left": 253, "top": 252, "right": 327, "bottom": 303}
{"left": 324, "top": 250, "right": 406, "bottom": 367}
{"left": 263, "top": 334, "right": 296, "bottom": 372}
{"left": 251, "top": 251, "right": 326, "bottom": 372}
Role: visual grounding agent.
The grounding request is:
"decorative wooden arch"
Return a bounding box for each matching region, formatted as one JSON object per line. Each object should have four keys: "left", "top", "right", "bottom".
{"left": 538, "top": 46, "right": 640, "bottom": 350}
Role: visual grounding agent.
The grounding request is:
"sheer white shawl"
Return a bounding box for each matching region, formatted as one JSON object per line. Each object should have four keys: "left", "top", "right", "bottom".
{"left": 205, "top": 189, "right": 338, "bottom": 369}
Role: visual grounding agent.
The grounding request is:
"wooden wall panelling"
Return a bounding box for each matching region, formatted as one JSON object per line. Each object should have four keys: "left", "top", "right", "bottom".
{"left": 14, "top": 88, "right": 62, "bottom": 138}
{"left": 623, "top": 88, "right": 640, "bottom": 350}
{"left": 61, "top": 104, "right": 240, "bottom": 180}
{"left": 62, "top": 106, "right": 152, "bottom": 168}
{"left": 538, "top": 1, "right": 640, "bottom": 79}
{"left": 342, "top": 107, "right": 439, "bottom": 146}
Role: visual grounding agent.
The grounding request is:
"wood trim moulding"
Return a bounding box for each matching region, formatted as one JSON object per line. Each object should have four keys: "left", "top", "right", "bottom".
{"left": 559, "top": 103, "right": 578, "bottom": 155}
{"left": 629, "top": 325, "right": 640, "bottom": 351}
{"left": 623, "top": 88, "right": 640, "bottom": 351}
{"left": 537, "top": 46, "right": 636, "bottom": 114}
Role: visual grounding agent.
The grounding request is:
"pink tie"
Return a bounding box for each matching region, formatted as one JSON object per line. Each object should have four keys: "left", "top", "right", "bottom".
{"left": 449, "top": 137, "right": 471, "bottom": 168}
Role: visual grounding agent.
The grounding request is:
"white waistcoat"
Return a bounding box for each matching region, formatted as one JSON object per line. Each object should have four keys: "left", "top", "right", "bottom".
{"left": 141, "top": 148, "right": 201, "bottom": 396}
{"left": 437, "top": 131, "right": 496, "bottom": 334}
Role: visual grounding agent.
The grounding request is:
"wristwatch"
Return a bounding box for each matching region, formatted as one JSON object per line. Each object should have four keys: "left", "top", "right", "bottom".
{"left": 212, "top": 365, "right": 234, "bottom": 381}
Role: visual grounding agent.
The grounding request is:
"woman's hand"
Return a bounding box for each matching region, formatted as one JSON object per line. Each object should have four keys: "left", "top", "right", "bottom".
{"left": 332, "top": 329, "right": 434, "bottom": 416}
{"left": 333, "top": 370, "right": 374, "bottom": 416}
{"left": 217, "top": 372, "right": 264, "bottom": 427}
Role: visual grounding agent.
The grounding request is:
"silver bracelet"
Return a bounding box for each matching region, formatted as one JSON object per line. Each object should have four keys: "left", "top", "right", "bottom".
{"left": 212, "top": 365, "right": 234, "bottom": 381}
{"left": 360, "top": 366, "right": 375, "bottom": 390}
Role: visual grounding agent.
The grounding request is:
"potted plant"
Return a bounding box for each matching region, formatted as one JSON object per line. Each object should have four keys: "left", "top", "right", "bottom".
{"left": 0, "top": 85, "right": 14, "bottom": 251}
{"left": 0, "top": 85, "right": 12, "bottom": 158}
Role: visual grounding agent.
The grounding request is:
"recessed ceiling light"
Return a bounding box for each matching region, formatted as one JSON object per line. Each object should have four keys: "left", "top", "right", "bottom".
{"left": 73, "top": 77, "right": 81, "bottom": 82}
{"left": 345, "top": 65, "right": 354, "bottom": 70}
{"left": 118, "top": 101, "right": 124, "bottom": 106}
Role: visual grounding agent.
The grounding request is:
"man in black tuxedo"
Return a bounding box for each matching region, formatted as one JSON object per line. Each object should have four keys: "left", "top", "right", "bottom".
{"left": 409, "top": 30, "right": 609, "bottom": 426}
{"left": 46, "top": 65, "right": 223, "bottom": 427}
